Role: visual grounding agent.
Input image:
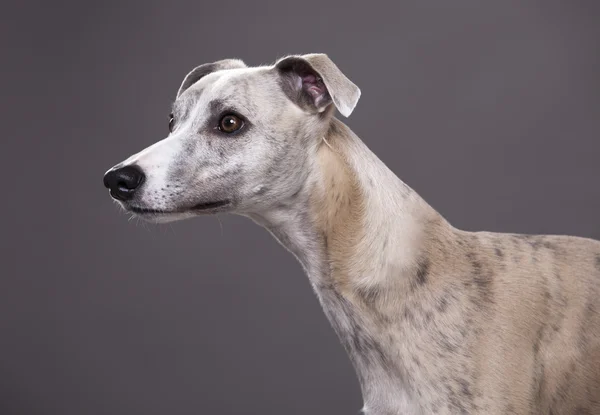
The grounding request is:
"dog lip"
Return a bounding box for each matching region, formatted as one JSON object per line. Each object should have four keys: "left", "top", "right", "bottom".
{"left": 128, "top": 206, "right": 171, "bottom": 215}
{"left": 128, "top": 200, "right": 230, "bottom": 215}
{"left": 191, "top": 200, "right": 230, "bottom": 210}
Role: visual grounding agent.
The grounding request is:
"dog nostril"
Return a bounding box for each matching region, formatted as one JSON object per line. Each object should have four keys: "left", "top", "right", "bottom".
{"left": 118, "top": 179, "right": 136, "bottom": 190}
{"left": 103, "top": 165, "right": 145, "bottom": 201}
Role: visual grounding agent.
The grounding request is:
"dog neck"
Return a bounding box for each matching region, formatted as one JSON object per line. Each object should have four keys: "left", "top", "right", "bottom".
{"left": 246, "top": 117, "right": 452, "bottom": 412}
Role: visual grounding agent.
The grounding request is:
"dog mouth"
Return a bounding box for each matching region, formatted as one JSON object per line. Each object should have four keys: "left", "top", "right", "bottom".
{"left": 128, "top": 200, "right": 231, "bottom": 215}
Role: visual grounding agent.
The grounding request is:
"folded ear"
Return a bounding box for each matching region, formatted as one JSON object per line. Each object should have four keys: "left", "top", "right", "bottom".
{"left": 177, "top": 59, "right": 247, "bottom": 98}
{"left": 275, "top": 53, "right": 361, "bottom": 117}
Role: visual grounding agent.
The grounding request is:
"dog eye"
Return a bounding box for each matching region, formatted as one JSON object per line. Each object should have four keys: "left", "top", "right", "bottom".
{"left": 218, "top": 114, "right": 244, "bottom": 134}
{"left": 168, "top": 113, "right": 175, "bottom": 133}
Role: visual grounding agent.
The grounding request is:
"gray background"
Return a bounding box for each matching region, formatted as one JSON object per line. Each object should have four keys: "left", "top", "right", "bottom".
{"left": 2, "top": 0, "right": 599, "bottom": 414}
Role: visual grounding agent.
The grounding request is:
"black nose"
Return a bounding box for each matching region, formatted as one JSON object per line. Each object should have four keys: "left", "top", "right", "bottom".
{"left": 103, "top": 165, "right": 145, "bottom": 201}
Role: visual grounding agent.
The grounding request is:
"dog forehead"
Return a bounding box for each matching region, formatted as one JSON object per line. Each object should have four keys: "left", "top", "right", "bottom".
{"left": 177, "top": 66, "right": 283, "bottom": 113}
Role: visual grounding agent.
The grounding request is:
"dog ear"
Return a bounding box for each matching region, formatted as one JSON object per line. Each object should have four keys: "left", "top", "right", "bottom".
{"left": 274, "top": 53, "right": 360, "bottom": 117}
{"left": 177, "top": 59, "right": 247, "bottom": 98}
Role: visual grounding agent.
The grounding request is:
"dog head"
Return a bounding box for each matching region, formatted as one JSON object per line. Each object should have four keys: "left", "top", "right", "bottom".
{"left": 103, "top": 54, "right": 360, "bottom": 223}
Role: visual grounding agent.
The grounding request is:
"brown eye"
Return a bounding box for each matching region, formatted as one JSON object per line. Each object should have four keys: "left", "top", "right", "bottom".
{"left": 218, "top": 114, "right": 244, "bottom": 134}
{"left": 168, "top": 113, "right": 175, "bottom": 133}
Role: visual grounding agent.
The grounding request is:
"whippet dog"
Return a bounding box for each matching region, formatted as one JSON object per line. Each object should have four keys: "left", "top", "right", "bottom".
{"left": 103, "top": 54, "right": 600, "bottom": 414}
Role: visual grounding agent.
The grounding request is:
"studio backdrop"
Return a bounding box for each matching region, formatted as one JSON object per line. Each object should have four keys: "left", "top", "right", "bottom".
{"left": 2, "top": 1, "right": 599, "bottom": 414}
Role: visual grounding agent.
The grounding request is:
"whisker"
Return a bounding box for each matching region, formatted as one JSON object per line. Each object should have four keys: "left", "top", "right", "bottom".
{"left": 215, "top": 214, "right": 224, "bottom": 238}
